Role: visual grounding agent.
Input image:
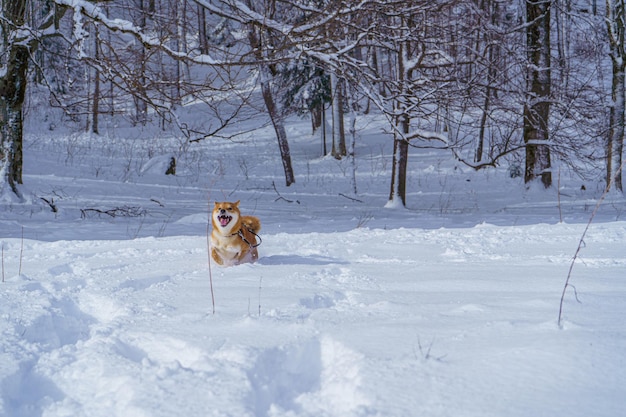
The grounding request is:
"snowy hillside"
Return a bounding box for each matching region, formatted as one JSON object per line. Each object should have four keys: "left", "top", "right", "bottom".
{"left": 1, "top": 111, "right": 625, "bottom": 416}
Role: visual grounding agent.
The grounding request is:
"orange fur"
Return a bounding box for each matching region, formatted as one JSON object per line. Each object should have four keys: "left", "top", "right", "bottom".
{"left": 210, "top": 201, "right": 261, "bottom": 266}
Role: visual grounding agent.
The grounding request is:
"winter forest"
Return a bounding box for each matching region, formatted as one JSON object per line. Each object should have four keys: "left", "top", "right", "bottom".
{"left": 2, "top": 2, "right": 626, "bottom": 416}
{"left": 1, "top": 0, "right": 624, "bottom": 203}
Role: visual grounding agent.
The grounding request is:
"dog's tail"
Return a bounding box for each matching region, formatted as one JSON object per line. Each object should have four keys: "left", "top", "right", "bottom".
{"left": 241, "top": 216, "right": 261, "bottom": 234}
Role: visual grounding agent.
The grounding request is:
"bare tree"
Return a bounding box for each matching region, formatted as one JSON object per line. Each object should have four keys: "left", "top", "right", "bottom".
{"left": 244, "top": 0, "right": 295, "bottom": 186}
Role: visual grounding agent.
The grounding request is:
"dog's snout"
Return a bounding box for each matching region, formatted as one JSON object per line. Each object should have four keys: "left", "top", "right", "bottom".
{"left": 219, "top": 209, "right": 226, "bottom": 214}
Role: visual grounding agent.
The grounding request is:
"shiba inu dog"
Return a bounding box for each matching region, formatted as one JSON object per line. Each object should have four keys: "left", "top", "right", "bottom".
{"left": 210, "top": 201, "right": 261, "bottom": 266}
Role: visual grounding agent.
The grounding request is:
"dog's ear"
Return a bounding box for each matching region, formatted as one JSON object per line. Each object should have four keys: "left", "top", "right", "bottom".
{"left": 234, "top": 200, "right": 240, "bottom": 207}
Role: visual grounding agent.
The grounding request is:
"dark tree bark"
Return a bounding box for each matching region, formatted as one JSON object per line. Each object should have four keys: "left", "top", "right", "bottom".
{"left": 133, "top": 0, "right": 148, "bottom": 126}
{"left": 330, "top": 73, "right": 347, "bottom": 159}
{"left": 260, "top": 66, "right": 295, "bottom": 186}
{"left": 607, "top": 0, "right": 625, "bottom": 192}
{"left": 388, "top": 35, "right": 411, "bottom": 207}
{"left": 388, "top": 134, "right": 409, "bottom": 207}
{"left": 475, "top": 0, "right": 503, "bottom": 163}
{"left": 198, "top": 5, "right": 209, "bottom": 55}
{"left": 92, "top": 24, "right": 101, "bottom": 134}
{"left": 524, "top": 0, "right": 552, "bottom": 188}
{"left": 0, "top": 0, "right": 29, "bottom": 198}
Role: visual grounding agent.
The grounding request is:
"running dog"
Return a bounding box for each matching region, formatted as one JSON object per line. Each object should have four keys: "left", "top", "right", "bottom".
{"left": 210, "top": 201, "right": 261, "bottom": 266}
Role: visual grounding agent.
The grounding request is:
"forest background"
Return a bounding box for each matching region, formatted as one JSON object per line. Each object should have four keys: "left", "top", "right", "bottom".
{"left": 1, "top": 0, "right": 625, "bottom": 204}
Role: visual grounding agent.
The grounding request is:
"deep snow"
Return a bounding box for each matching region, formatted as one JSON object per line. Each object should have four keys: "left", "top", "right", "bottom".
{"left": 1, "top": 109, "right": 625, "bottom": 417}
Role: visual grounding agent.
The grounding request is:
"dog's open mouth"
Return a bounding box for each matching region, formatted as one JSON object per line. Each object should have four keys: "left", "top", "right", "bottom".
{"left": 218, "top": 214, "right": 232, "bottom": 227}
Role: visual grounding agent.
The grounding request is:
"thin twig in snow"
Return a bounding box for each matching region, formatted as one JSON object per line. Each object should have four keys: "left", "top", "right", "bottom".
{"left": 272, "top": 181, "right": 299, "bottom": 204}
{"left": 558, "top": 160, "right": 625, "bottom": 327}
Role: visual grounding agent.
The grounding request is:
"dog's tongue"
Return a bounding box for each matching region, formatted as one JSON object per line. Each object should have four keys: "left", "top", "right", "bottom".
{"left": 220, "top": 217, "right": 230, "bottom": 227}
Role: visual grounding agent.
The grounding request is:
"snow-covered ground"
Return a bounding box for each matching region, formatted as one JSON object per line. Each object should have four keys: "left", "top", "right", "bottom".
{"left": 1, "top": 110, "right": 625, "bottom": 416}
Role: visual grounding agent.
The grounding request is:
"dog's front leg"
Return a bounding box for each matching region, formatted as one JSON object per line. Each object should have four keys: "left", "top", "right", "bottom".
{"left": 211, "top": 247, "right": 224, "bottom": 265}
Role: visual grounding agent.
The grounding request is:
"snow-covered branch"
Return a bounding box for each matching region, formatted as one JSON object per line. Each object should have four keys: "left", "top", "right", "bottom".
{"left": 54, "top": 0, "right": 221, "bottom": 65}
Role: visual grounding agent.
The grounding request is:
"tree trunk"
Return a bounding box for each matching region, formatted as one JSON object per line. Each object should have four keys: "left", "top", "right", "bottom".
{"left": 524, "top": 0, "right": 552, "bottom": 188}
{"left": 310, "top": 101, "right": 322, "bottom": 134}
{"left": 346, "top": 84, "right": 359, "bottom": 195}
{"left": 198, "top": 5, "right": 209, "bottom": 55}
{"left": 476, "top": 92, "right": 490, "bottom": 163}
{"left": 476, "top": 0, "right": 502, "bottom": 163}
{"left": 388, "top": 134, "right": 409, "bottom": 207}
{"left": 554, "top": 0, "right": 571, "bottom": 92}
{"left": 321, "top": 104, "right": 328, "bottom": 156}
{"left": 92, "top": 66, "right": 100, "bottom": 134}
{"left": 134, "top": 0, "right": 148, "bottom": 126}
{"left": 0, "top": 0, "right": 29, "bottom": 198}
{"left": 607, "top": 0, "right": 625, "bottom": 192}
{"left": 388, "top": 36, "right": 410, "bottom": 207}
{"left": 330, "top": 73, "right": 346, "bottom": 159}
{"left": 92, "top": 24, "right": 100, "bottom": 135}
{"left": 388, "top": 110, "right": 409, "bottom": 207}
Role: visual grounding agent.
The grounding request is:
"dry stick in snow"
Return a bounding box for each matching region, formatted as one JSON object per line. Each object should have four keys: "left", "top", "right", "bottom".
{"left": 258, "top": 276, "right": 263, "bottom": 317}
{"left": 1, "top": 243, "right": 4, "bottom": 283}
{"left": 206, "top": 199, "right": 216, "bottom": 315}
{"left": 19, "top": 226, "right": 24, "bottom": 276}
{"left": 557, "top": 168, "right": 563, "bottom": 223}
{"left": 339, "top": 192, "right": 364, "bottom": 203}
{"left": 558, "top": 160, "right": 625, "bottom": 327}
